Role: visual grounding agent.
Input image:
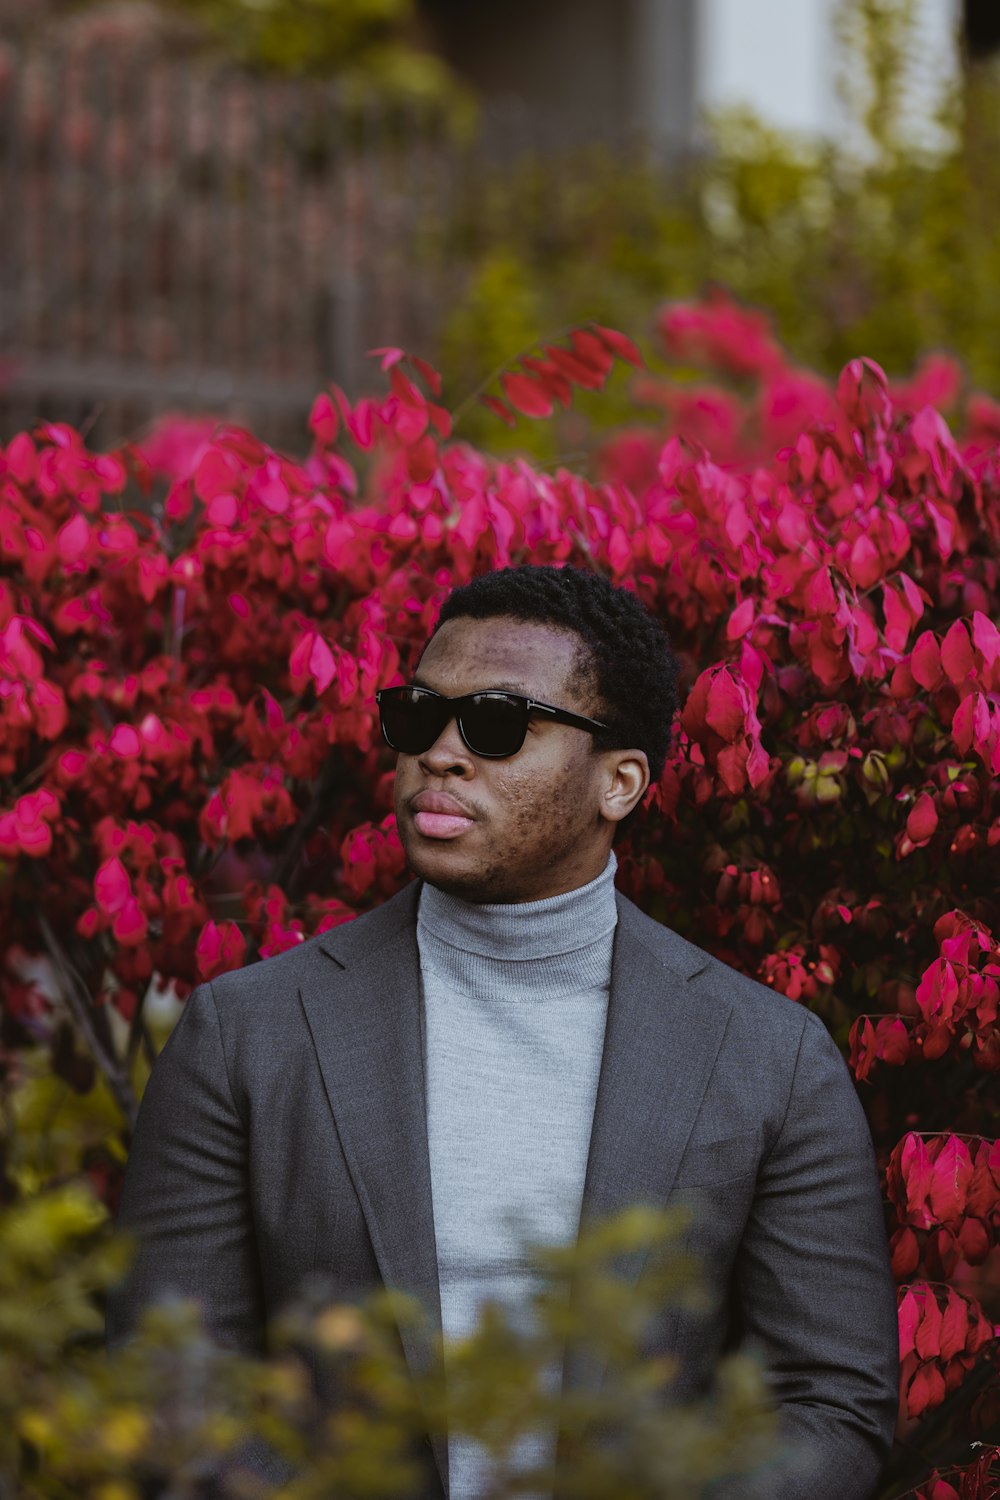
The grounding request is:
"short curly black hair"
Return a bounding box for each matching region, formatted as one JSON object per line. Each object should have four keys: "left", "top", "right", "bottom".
{"left": 427, "top": 564, "right": 679, "bottom": 797}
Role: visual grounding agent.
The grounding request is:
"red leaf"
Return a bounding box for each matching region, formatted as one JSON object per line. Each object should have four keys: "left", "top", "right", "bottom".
{"left": 196, "top": 918, "right": 247, "bottom": 980}
{"left": 519, "top": 355, "right": 572, "bottom": 406}
{"left": 971, "top": 609, "right": 1000, "bottom": 682}
{"left": 882, "top": 581, "right": 912, "bottom": 653}
{"left": 194, "top": 449, "right": 239, "bottom": 504}
{"left": 113, "top": 897, "right": 148, "bottom": 947}
{"left": 705, "top": 669, "right": 746, "bottom": 740}
{"left": 896, "top": 1133, "right": 934, "bottom": 1226}
{"left": 907, "top": 1360, "right": 946, "bottom": 1418}
{"left": 891, "top": 1226, "right": 920, "bottom": 1278}
{"left": 57, "top": 512, "right": 90, "bottom": 564}
{"left": 940, "top": 620, "right": 975, "bottom": 685}
{"left": 501, "top": 372, "right": 554, "bottom": 419}
{"left": 928, "top": 1135, "right": 974, "bottom": 1223}
{"left": 569, "top": 328, "right": 615, "bottom": 373}
{"left": 848, "top": 1016, "right": 877, "bottom": 1081}
{"left": 906, "top": 792, "right": 939, "bottom": 846}
{"left": 915, "top": 958, "right": 959, "bottom": 1023}
{"left": 911, "top": 639, "right": 941, "bottom": 696}
{"left": 967, "top": 1143, "right": 1000, "bottom": 1218}
{"left": 848, "top": 533, "right": 882, "bottom": 589}
{"left": 544, "top": 344, "right": 607, "bottom": 390}
{"left": 367, "top": 345, "right": 406, "bottom": 370}
{"left": 109, "top": 723, "right": 142, "bottom": 760}
{"left": 309, "top": 393, "right": 339, "bottom": 446}
{"left": 836, "top": 357, "right": 891, "bottom": 433}
{"left": 479, "top": 394, "right": 517, "bottom": 427}
{"left": 591, "top": 323, "right": 644, "bottom": 368}
{"left": 410, "top": 355, "right": 443, "bottom": 396}
{"left": 290, "top": 630, "right": 336, "bottom": 696}
{"left": 876, "top": 1016, "right": 911, "bottom": 1066}
{"left": 95, "top": 857, "right": 130, "bottom": 916}
{"left": 953, "top": 692, "right": 992, "bottom": 760}
{"left": 726, "top": 597, "right": 755, "bottom": 640}
{"left": 898, "top": 1289, "right": 920, "bottom": 1359}
{"left": 938, "top": 1290, "right": 970, "bottom": 1361}
{"left": 608, "top": 525, "right": 632, "bottom": 575}
{"left": 914, "top": 1286, "right": 944, "bottom": 1360}
{"left": 921, "top": 1019, "right": 954, "bottom": 1062}
{"left": 956, "top": 1215, "right": 991, "bottom": 1265}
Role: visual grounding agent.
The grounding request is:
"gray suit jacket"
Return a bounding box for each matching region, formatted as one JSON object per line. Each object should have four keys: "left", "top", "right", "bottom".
{"left": 106, "top": 879, "right": 900, "bottom": 1499}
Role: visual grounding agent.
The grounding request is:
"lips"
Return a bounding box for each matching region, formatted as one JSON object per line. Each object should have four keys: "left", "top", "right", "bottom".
{"left": 410, "top": 791, "right": 476, "bottom": 841}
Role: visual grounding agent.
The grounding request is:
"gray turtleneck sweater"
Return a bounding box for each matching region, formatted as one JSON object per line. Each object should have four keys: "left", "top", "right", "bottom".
{"left": 416, "top": 852, "right": 618, "bottom": 1500}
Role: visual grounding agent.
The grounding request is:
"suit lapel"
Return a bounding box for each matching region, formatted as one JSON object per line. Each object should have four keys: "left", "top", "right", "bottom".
{"left": 562, "top": 892, "right": 733, "bottom": 1401}
{"left": 302, "top": 881, "right": 449, "bottom": 1496}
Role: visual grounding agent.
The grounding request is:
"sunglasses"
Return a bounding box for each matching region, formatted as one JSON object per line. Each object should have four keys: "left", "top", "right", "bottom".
{"left": 375, "top": 685, "right": 609, "bottom": 759}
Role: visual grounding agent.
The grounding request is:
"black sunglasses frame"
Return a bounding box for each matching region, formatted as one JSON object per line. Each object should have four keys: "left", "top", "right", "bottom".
{"left": 375, "top": 685, "right": 609, "bottom": 759}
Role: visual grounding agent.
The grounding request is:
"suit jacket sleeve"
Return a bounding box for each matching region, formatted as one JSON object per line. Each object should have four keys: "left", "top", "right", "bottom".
{"left": 104, "top": 981, "right": 295, "bottom": 1491}
{"left": 105, "top": 981, "right": 265, "bottom": 1353}
{"left": 712, "top": 1008, "right": 900, "bottom": 1500}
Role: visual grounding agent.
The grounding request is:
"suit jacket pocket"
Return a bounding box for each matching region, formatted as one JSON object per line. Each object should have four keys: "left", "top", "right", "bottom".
{"left": 673, "top": 1132, "right": 757, "bottom": 1187}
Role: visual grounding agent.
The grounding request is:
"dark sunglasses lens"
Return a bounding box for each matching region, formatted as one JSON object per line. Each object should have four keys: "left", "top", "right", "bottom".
{"left": 461, "top": 695, "right": 528, "bottom": 756}
{"left": 379, "top": 689, "right": 444, "bottom": 753}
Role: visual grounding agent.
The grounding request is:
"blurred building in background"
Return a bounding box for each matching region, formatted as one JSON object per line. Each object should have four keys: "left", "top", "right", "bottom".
{"left": 0, "top": 0, "right": 984, "bottom": 453}
{"left": 424, "top": 0, "right": 961, "bottom": 150}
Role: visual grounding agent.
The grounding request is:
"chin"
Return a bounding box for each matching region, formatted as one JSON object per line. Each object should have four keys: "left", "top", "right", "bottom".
{"left": 403, "top": 842, "right": 497, "bottom": 901}
{"left": 404, "top": 835, "right": 469, "bottom": 878}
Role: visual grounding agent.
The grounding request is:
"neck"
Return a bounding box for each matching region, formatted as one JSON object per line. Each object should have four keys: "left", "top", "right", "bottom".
{"left": 416, "top": 850, "right": 618, "bottom": 1001}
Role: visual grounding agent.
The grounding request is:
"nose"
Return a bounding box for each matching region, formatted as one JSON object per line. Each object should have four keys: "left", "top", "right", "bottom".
{"left": 417, "top": 713, "right": 475, "bottom": 777}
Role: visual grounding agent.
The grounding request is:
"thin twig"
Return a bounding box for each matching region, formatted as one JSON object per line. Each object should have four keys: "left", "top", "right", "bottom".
{"left": 36, "top": 910, "right": 138, "bottom": 1129}
{"left": 139, "top": 1019, "right": 158, "bottom": 1071}
{"left": 125, "top": 985, "right": 147, "bottom": 1069}
{"left": 78, "top": 401, "right": 106, "bottom": 442}
{"left": 449, "top": 319, "right": 602, "bottom": 430}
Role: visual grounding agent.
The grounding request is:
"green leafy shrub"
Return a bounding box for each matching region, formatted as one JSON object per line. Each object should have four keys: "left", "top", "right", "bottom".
{"left": 3, "top": 1185, "right": 781, "bottom": 1498}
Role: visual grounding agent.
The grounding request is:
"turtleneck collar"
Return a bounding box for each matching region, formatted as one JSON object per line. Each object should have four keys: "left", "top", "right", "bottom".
{"left": 416, "top": 850, "right": 618, "bottom": 1000}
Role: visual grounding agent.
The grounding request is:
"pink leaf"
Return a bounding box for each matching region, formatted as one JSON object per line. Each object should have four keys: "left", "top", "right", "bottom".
{"left": 928, "top": 1136, "right": 974, "bottom": 1224}
{"left": 911, "top": 631, "right": 944, "bottom": 691}
{"left": 367, "top": 345, "right": 406, "bottom": 370}
{"left": 726, "top": 597, "right": 755, "bottom": 640}
{"left": 309, "top": 392, "right": 339, "bottom": 445}
{"left": 940, "top": 620, "right": 975, "bottom": 685}
{"left": 479, "top": 394, "right": 517, "bottom": 427}
{"left": 57, "top": 512, "right": 90, "bottom": 563}
{"left": 112, "top": 897, "right": 148, "bottom": 946}
{"left": 110, "top": 724, "right": 142, "bottom": 759}
{"left": 705, "top": 670, "right": 746, "bottom": 741}
{"left": 501, "top": 372, "right": 554, "bottom": 419}
{"left": 906, "top": 792, "right": 938, "bottom": 846}
{"left": 848, "top": 533, "right": 882, "bottom": 589}
{"left": 972, "top": 610, "right": 1000, "bottom": 673}
{"left": 95, "top": 857, "right": 130, "bottom": 916}
{"left": 591, "top": 324, "right": 644, "bottom": 368}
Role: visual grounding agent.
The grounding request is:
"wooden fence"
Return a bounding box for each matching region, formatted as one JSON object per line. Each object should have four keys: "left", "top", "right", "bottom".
{"left": 0, "top": 37, "right": 659, "bottom": 455}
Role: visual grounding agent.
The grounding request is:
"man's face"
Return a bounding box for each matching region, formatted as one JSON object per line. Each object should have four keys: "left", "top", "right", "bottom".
{"left": 391, "top": 614, "right": 646, "bottom": 903}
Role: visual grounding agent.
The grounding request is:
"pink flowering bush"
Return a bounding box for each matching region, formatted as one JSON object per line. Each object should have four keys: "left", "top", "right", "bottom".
{"left": 1, "top": 297, "right": 998, "bottom": 1497}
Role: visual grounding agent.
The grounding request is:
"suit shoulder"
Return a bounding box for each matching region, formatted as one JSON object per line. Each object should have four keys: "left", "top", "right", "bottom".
{"left": 208, "top": 880, "right": 419, "bottom": 1012}
{"left": 616, "top": 892, "right": 812, "bottom": 1039}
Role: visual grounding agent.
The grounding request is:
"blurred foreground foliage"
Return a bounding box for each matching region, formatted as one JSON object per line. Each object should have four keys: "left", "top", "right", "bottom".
{"left": 2, "top": 1183, "right": 781, "bottom": 1499}
{"left": 440, "top": 0, "right": 1000, "bottom": 458}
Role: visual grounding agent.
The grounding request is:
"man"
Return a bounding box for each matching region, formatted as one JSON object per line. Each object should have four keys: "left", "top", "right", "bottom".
{"left": 106, "top": 563, "right": 900, "bottom": 1500}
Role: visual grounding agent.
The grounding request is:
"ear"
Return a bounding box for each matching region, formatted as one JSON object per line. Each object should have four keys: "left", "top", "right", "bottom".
{"left": 599, "top": 748, "right": 650, "bottom": 825}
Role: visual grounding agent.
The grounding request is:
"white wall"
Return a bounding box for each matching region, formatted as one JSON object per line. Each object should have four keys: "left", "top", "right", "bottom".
{"left": 694, "top": 0, "right": 962, "bottom": 150}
